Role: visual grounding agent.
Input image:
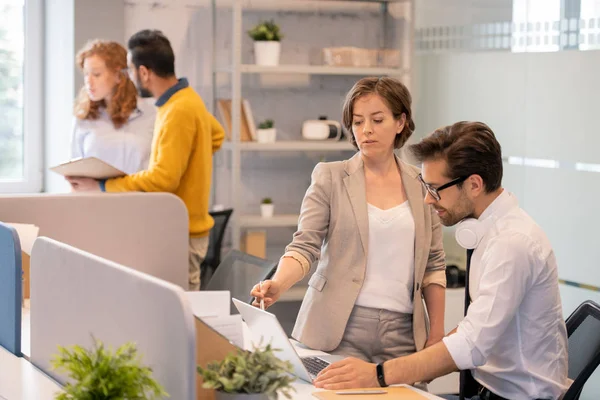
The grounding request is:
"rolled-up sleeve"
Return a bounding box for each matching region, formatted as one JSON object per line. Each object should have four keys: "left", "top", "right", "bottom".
{"left": 442, "top": 232, "right": 535, "bottom": 369}
{"left": 423, "top": 204, "right": 447, "bottom": 288}
{"left": 285, "top": 163, "right": 332, "bottom": 273}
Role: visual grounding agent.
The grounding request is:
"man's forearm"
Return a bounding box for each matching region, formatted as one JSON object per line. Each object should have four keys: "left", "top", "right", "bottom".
{"left": 384, "top": 341, "right": 458, "bottom": 385}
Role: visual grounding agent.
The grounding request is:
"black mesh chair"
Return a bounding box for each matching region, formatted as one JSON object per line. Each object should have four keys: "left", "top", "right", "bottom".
{"left": 563, "top": 300, "right": 600, "bottom": 400}
{"left": 205, "top": 249, "right": 277, "bottom": 314}
{"left": 200, "top": 208, "right": 233, "bottom": 289}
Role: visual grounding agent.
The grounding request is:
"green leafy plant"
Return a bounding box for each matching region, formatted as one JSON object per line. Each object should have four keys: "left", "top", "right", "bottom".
{"left": 197, "top": 344, "right": 295, "bottom": 399}
{"left": 261, "top": 197, "right": 273, "bottom": 204}
{"left": 248, "top": 20, "right": 283, "bottom": 41}
{"left": 258, "top": 119, "right": 274, "bottom": 129}
{"left": 51, "top": 337, "right": 168, "bottom": 400}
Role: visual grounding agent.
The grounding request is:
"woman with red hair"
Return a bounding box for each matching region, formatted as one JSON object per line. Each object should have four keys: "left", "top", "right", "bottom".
{"left": 70, "top": 40, "right": 156, "bottom": 175}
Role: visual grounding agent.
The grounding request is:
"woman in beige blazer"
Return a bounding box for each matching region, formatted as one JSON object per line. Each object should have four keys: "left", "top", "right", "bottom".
{"left": 251, "top": 77, "right": 446, "bottom": 366}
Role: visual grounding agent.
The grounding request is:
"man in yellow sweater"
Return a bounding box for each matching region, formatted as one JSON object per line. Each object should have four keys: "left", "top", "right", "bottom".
{"left": 69, "top": 30, "right": 225, "bottom": 290}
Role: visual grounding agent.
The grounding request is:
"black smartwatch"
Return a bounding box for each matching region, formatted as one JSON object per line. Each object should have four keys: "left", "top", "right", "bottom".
{"left": 376, "top": 362, "right": 388, "bottom": 387}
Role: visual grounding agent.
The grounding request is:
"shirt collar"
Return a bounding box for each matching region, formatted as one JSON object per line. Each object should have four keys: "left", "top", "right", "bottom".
{"left": 155, "top": 78, "right": 189, "bottom": 107}
{"left": 478, "top": 189, "right": 518, "bottom": 222}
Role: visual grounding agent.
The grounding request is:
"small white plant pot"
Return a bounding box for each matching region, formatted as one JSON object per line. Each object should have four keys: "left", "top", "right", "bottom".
{"left": 254, "top": 41, "right": 281, "bottom": 66}
{"left": 256, "top": 128, "right": 276, "bottom": 143}
{"left": 260, "top": 204, "right": 274, "bottom": 218}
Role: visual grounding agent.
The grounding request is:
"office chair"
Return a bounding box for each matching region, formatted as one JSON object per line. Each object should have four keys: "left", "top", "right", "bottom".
{"left": 200, "top": 208, "right": 233, "bottom": 289}
{"left": 205, "top": 249, "right": 277, "bottom": 314}
{"left": 563, "top": 300, "right": 600, "bottom": 400}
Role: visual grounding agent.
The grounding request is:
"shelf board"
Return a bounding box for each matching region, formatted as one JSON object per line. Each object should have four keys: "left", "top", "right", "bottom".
{"left": 239, "top": 214, "right": 299, "bottom": 228}
{"left": 222, "top": 140, "right": 356, "bottom": 152}
{"left": 217, "top": 64, "right": 406, "bottom": 76}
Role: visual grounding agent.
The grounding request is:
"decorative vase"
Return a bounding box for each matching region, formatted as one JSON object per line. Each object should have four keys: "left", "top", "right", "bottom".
{"left": 256, "top": 128, "right": 276, "bottom": 143}
{"left": 260, "top": 203, "right": 274, "bottom": 218}
{"left": 254, "top": 41, "right": 281, "bottom": 66}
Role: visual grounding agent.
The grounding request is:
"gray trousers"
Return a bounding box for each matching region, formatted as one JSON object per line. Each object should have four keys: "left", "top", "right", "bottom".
{"left": 188, "top": 236, "right": 209, "bottom": 291}
{"left": 330, "top": 305, "right": 417, "bottom": 364}
{"left": 330, "top": 305, "right": 426, "bottom": 391}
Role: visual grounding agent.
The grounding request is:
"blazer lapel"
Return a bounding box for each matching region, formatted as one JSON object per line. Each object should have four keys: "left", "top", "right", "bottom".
{"left": 399, "top": 158, "right": 427, "bottom": 283}
{"left": 343, "top": 154, "right": 368, "bottom": 256}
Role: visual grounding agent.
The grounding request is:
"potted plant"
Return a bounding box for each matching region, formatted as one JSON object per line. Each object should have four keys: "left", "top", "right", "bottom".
{"left": 248, "top": 20, "right": 283, "bottom": 66}
{"left": 256, "top": 119, "right": 276, "bottom": 143}
{"left": 260, "top": 197, "right": 274, "bottom": 218}
{"left": 197, "top": 344, "right": 295, "bottom": 400}
{"left": 51, "top": 337, "right": 167, "bottom": 400}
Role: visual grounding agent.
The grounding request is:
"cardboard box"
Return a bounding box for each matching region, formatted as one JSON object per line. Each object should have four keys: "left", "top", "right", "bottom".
{"left": 241, "top": 230, "right": 266, "bottom": 259}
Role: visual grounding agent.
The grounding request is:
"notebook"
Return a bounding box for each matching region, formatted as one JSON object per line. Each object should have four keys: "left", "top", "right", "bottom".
{"left": 312, "top": 387, "right": 428, "bottom": 399}
{"left": 50, "top": 157, "right": 126, "bottom": 179}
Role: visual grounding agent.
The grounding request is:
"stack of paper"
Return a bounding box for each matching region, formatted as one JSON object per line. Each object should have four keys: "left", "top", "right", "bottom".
{"left": 185, "top": 291, "right": 244, "bottom": 348}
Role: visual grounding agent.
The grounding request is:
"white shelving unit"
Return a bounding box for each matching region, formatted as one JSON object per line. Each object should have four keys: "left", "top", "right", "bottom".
{"left": 221, "top": 140, "right": 356, "bottom": 152}
{"left": 212, "top": 0, "right": 414, "bottom": 251}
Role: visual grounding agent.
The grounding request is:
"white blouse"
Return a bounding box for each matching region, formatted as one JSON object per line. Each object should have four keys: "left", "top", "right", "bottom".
{"left": 70, "top": 97, "right": 156, "bottom": 175}
{"left": 354, "top": 201, "right": 416, "bottom": 314}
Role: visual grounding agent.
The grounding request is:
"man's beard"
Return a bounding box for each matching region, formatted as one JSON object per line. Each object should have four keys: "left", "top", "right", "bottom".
{"left": 435, "top": 193, "right": 475, "bottom": 227}
{"left": 136, "top": 76, "right": 153, "bottom": 98}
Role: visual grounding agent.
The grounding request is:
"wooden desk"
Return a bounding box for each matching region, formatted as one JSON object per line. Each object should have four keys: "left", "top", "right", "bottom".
{"left": 0, "top": 347, "right": 63, "bottom": 400}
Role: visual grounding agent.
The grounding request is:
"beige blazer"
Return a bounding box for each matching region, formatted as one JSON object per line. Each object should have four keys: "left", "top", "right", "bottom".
{"left": 287, "top": 152, "right": 446, "bottom": 352}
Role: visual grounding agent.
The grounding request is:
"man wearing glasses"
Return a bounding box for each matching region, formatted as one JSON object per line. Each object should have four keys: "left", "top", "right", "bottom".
{"left": 314, "top": 121, "right": 569, "bottom": 400}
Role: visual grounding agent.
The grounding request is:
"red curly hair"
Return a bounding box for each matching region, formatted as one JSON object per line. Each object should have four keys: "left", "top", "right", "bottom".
{"left": 74, "top": 40, "right": 138, "bottom": 129}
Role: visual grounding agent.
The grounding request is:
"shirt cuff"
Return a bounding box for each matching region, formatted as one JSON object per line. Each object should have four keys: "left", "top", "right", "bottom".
{"left": 282, "top": 251, "right": 310, "bottom": 277}
{"left": 442, "top": 331, "right": 475, "bottom": 370}
{"left": 99, "top": 179, "right": 107, "bottom": 192}
{"left": 422, "top": 269, "right": 447, "bottom": 288}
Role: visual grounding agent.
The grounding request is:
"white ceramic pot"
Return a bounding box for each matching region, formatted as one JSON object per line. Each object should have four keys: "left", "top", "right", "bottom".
{"left": 215, "top": 391, "right": 269, "bottom": 400}
{"left": 256, "top": 128, "right": 276, "bottom": 143}
{"left": 260, "top": 204, "right": 274, "bottom": 218}
{"left": 254, "top": 41, "right": 281, "bottom": 66}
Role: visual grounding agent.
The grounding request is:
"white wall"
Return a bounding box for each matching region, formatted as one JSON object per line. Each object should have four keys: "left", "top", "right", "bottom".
{"left": 414, "top": 49, "right": 600, "bottom": 331}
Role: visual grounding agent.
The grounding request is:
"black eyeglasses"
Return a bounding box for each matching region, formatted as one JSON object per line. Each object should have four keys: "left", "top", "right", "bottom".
{"left": 418, "top": 173, "right": 469, "bottom": 201}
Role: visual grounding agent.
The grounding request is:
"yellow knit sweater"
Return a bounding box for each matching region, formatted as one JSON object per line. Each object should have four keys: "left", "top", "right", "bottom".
{"left": 105, "top": 86, "right": 225, "bottom": 237}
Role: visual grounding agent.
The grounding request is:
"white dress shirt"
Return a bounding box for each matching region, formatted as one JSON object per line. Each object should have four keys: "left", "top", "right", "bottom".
{"left": 443, "top": 190, "right": 569, "bottom": 400}
{"left": 355, "top": 201, "right": 415, "bottom": 313}
{"left": 70, "top": 97, "right": 156, "bottom": 175}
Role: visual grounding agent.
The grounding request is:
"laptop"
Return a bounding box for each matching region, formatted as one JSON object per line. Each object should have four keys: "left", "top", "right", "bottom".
{"left": 232, "top": 298, "right": 339, "bottom": 382}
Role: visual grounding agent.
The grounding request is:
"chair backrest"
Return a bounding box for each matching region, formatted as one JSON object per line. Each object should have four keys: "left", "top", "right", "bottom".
{"left": 0, "top": 222, "right": 22, "bottom": 355}
{"left": 205, "top": 249, "right": 276, "bottom": 314}
{"left": 204, "top": 209, "right": 233, "bottom": 268}
{"left": 564, "top": 300, "right": 600, "bottom": 400}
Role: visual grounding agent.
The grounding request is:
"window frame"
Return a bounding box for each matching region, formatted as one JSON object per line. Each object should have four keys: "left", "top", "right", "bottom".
{"left": 0, "top": 0, "right": 43, "bottom": 193}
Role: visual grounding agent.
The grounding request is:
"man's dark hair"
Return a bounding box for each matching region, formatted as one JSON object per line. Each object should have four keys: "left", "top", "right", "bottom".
{"left": 409, "top": 121, "right": 503, "bottom": 193}
{"left": 127, "top": 29, "right": 175, "bottom": 78}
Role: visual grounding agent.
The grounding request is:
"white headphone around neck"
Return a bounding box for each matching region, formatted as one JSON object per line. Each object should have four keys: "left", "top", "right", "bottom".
{"left": 454, "top": 216, "right": 495, "bottom": 250}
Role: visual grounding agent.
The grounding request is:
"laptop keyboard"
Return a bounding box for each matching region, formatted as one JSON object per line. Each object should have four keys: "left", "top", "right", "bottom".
{"left": 302, "top": 356, "right": 331, "bottom": 379}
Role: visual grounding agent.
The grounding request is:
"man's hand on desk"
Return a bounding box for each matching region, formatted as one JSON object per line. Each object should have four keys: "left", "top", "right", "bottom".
{"left": 313, "top": 357, "right": 379, "bottom": 390}
{"left": 66, "top": 177, "right": 101, "bottom": 192}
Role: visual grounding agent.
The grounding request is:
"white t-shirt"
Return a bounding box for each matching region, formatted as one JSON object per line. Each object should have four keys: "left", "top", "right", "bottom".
{"left": 355, "top": 201, "right": 416, "bottom": 313}
{"left": 70, "top": 97, "right": 156, "bottom": 175}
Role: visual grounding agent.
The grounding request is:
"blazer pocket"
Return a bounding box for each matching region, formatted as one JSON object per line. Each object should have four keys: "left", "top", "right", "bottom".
{"left": 308, "top": 273, "right": 327, "bottom": 292}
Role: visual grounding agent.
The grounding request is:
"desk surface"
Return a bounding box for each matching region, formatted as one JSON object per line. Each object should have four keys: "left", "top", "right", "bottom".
{"left": 0, "top": 347, "right": 63, "bottom": 400}
{"left": 291, "top": 341, "right": 443, "bottom": 400}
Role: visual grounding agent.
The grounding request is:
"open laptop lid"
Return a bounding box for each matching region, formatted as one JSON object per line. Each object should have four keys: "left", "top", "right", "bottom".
{"left": 231, "top": 298, "right": 313, "bottom": 382}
